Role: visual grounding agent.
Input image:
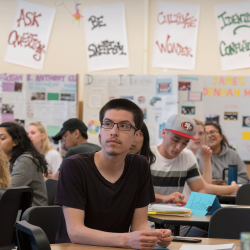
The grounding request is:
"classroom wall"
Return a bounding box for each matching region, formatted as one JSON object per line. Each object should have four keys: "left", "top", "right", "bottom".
{"left": 0, "top": 0, "right": 249, "bottom": 104}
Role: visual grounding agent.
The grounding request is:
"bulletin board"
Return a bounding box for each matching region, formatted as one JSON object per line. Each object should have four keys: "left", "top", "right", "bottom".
{"left": 83, "top": 74, "right": 250, "bottom": 161}
{"left": 178, "top": 75, "right": 250, "bottom": 161}
{"left": 83, "top": 74, "right": 178, "bottom": 146}
{"left": 0, "top": 73, "right": 78, "bottom": 136}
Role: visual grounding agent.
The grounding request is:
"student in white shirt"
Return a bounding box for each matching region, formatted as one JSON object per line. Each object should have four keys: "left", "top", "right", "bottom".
{"left": 27, "top": 122, "right": 62, "bottom": 175}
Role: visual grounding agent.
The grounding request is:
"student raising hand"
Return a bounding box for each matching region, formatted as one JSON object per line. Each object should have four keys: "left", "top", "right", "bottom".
{"left": 200, "top": 145, "right": 212, "bottom": 161}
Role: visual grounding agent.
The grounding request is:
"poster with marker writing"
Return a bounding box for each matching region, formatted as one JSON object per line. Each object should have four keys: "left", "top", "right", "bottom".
{"left": 82, "top": 3, "right": 129, "bottom": 72}
{"left": 4, "top": 0, "right": 56, "bottom": 70}
{"left": 214, "top": 1, "right": 250, "bottom": 71}
{"left": 152, "top": 2, "right": 200, "bottom": 70}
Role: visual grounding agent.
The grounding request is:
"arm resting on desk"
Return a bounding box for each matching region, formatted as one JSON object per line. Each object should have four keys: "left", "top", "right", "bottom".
{"left": 63, "top": 206, "right": 163, "bottom": 249}
{"left": 188, "top": 178, "right": 206, "bottom": 193}
{"left": 154, "top": 192, "right": 186, "bottom": 204}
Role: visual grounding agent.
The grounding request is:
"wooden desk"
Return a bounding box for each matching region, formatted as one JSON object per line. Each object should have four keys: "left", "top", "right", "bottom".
{"left": 50, "top": 238, "right": 241, "bottom": 250}
{"left": 148, "top": 214, "right": 211, "bottom": 236}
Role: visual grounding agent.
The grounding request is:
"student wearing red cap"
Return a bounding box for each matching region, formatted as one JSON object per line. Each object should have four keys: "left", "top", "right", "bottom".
{"left": 150, "top": 114, "right": 206, "bottom": 204}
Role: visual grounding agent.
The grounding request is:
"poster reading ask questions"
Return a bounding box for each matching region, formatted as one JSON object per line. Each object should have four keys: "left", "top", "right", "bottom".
{"left": 152, "top": 2, "right": 200, "bottom": 70}
{"left": 4, "top": 0, "right": 56, "bottom": 70}
{"left": 82, "top": 4, "right": 129, "bottom": 72}
{"left": 214, "top": 1, "right": 250, "bottom": 71}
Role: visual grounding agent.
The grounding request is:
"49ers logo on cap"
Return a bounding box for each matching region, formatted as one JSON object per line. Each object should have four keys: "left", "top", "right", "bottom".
{"left": 181, "top": 122, "right": 193, "bottom": 131}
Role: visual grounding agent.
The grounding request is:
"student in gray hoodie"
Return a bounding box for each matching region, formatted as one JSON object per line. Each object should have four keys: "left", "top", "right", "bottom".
{"left": 196, "top": 122, "right": 248, "bottom": 185}
{"left": 0, "top": 122, "right": 48, "bottom": 206}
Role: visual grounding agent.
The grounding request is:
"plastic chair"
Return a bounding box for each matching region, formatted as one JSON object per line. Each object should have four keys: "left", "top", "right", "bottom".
{"left": 21, "top": 205, "right": 61, "bottom": 244}
{"left": 45, "top": 179, "right": 58, "bottom": 205}
{"left": 236, "top": 184, "right": 250, "bottom": 205}
{"left": 16, "top": 220, "right": 51, "bottom": 250}
{"left": 0, "top": 186, "right": 33, "bottom": 250}
{"left": 208, "top": 207, "right": 250, "bottom": 239}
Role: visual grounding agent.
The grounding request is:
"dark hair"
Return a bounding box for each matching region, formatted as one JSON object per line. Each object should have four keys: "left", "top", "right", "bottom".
{"left": 0, "top": 122, "right": 48, "bottom": 176}
{"left": 69, "top": 129, "right": 88, "bottom": 140}
{"left": 140, "top": 122, "right": 156, "bottom": 165}
{"left": 99, "top": 98, "right": 144, "bottom": 130}
{"left": 205, "top": 122, "right": 230, "bottom": 148}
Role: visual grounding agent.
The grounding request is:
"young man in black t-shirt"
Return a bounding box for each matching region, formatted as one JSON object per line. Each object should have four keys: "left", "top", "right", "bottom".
{"left": 55, "top": 99, "right": 172, "bottom": 249}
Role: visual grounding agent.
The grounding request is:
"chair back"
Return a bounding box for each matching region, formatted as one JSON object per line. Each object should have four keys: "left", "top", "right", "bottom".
{"left": 16, "top": 220, "right": 51, "bottom": 250}
{"left": 21, "top": 205, "right": 61, "bottom": 244}
{"left": 208, "top": 207, "right": 250, "bottom": 239}
{"left": 0, "top": 186, "right": 33, "bottom": 250}
{"left": 236, "top": 184, "right": 250, "bottom": 205}
{"left": 45, "top": 179, "right": 58, "bottom": 205}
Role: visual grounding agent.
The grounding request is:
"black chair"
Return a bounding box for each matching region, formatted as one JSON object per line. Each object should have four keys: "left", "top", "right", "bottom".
{"left": 236, "top": 184, "right": 250, "bottom": 205}
{"left": 208, "top": 207, "right": 250, "bottom": 239}
{"left": 45, "top": 179, "right": 58, "bottom": 205}
{"left": 0, "top": 186, "right": 33, "bottom": 250}
{"left": 21, "top": 205, "right": 61, "bottom": 244}
{"left": 16, "top": 220, "right": 51, "bottom": 250}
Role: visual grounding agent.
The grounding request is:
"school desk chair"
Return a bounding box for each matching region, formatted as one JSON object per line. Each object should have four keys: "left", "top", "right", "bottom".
{"left": 0, "top": 186, "right": 33, "bottom": 250}
{"left": 208, "top": 207, "right": 250, "bottom": 239}
{"left": 21, "top": 205, "right": 61, "bottom": 244}
{"left": 236, "top": 184, "right": 250, "bottom": 205}
{"left": 45, "top": 179, "right": 58, "bottom": 205}
{"left": 16, "top": 220, "right": 51, "bottom": 250}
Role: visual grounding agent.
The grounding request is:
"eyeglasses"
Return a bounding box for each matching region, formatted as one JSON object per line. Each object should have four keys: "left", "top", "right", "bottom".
{"left": 206, "top": 130, "right": 219, "bottom": 136}
{"left": 101, "top": 121, "right": 138, "bottom": 131}
{"left": 61, "top": 132, "right": 70, "bottom": 142}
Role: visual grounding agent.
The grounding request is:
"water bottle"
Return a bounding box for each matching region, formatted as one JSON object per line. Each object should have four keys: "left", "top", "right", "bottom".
{"left": 241, "top": 232, "right": 250, "bottom": 250}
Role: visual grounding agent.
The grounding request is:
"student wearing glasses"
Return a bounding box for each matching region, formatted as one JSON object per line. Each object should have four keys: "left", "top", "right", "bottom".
{"left": 196, "top": 122, "right": 248, "bottom": 185}
{"left": 55, "top": 99, "right": 172, "bottom": 249}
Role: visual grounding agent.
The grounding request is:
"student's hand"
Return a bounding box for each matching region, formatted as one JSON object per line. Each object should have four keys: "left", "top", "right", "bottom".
{"left": 165, "top": 192, "right": 185, "bottom": 204}
{"left": 230, "top": 181, "right": 239, "bottom": 193}
{"left": 127, "top": 230, "right": 162, "bottom": 249}
{"left": 200, "top": 145, "right": 212, "bottom": 161}
{"left": 155, "top": 229, "right": 173, "bottom": 248}
{"left": 212, "top": 179, "right": 227, "bottom": 185}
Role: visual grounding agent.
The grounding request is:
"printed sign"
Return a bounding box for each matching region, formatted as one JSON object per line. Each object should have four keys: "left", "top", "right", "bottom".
{"left": 214, "top": 1, "right": 250, "bottom": 70}
{"left": 224, "top": 111, "right": 238, "bottom": 121}
{"left": 4, "top": 0, "right": 56, "bottom": 70}
{"left": 82, "top": 3, "right": 129, "bottom": 71}
{"left": 152, "top": 2, "right": 200, "bottom": 70}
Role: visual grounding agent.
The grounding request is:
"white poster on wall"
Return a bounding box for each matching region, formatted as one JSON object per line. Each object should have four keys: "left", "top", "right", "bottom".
{"left": 4, "top": 0, "right": 56, "bottom": 70}
{"left": 82, "top": 3, "right": 129, "bottom": 72}
{"left": 214, "top": 1, "right": 250, "bottom": 71}
{"left": 152, "top": 2, "right": 200, "bottom": 70}
{"left": 83, "top": 75, "right": 178, "bottom": 146}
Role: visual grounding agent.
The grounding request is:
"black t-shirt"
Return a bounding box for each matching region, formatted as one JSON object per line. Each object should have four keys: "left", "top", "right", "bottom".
{"left": 55, "top": 152, "right": 155, "bottom": 243}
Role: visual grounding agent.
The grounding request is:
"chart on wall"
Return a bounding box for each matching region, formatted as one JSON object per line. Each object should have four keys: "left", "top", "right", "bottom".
{"left": 83, "top": 75, "right": 178, "bottom": 146}
{"left": 1, "top": 73, "right": 77, "bottom": 136}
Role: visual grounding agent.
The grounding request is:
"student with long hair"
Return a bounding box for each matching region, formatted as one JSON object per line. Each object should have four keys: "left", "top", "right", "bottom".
{"left": 186, "top": 119, "right": 239, "bottom": 196}
{"left": 0, "top": 122, "right": 48, "bottom": 206}
{"left": 0, "top": 146, "right": 11, "bottom": 189}
{"left": 197, "top": 122, "right": 248, "bottom": 185}
{"left": 27, "top": 122, "right": 62, "bottom": 175}
{"left": 129, "top": 122, "right": 156, "bottom": 164}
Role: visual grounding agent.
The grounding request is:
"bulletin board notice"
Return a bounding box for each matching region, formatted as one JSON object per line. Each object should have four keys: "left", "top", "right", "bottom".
{"left": 0, "top": 73, "right": 78, "bottom": 136}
